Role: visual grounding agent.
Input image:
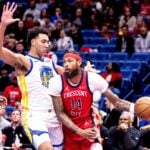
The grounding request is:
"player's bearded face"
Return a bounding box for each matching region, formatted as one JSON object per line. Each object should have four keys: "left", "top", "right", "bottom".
{"left": 64, "top": 67, "right": 79, "bottom": 79}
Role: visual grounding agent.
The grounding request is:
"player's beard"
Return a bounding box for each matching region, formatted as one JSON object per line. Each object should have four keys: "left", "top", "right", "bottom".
{"left": 64, "top": 68, "right": 79, "bottom": 79}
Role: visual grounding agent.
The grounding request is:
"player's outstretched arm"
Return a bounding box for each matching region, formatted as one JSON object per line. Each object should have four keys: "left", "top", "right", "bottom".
{"left": 0, "top": 2, "right": 28, "bottom": 68}
{"left": 55, "top": 64, "right": 64, "bottom": 74}
{"left": 51, "top": 95, "right": 97, "bottom": 140}
{"left": 103, "top": 89, "right": 134, "bottom": 112}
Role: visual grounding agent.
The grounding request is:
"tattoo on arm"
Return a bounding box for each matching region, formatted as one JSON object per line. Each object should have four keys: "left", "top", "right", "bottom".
{"left": 52, "top": 95, "right": 80, "bottom": 133}
{"left": 114, "top": 99, "right": 131, "bottom": 112}
{"left": 104, "top": 89, "right": 131, "bottom": 112}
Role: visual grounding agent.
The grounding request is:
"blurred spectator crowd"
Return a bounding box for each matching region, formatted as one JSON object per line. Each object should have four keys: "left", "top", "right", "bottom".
{"left": 0, "top": 0, "right": 150, "bottom": 53}
{"left": 0, "top": 0, "right": 150, "bottom": 149}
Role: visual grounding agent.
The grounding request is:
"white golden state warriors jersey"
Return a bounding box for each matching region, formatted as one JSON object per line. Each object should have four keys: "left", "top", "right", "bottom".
{"left": 18, "top": 55, "right": 58, "bottom": 117}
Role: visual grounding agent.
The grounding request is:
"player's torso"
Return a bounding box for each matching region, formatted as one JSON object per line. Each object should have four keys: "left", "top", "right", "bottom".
{"left": 61, "top": 71, "right": 95, "bottom": 140}
{"left": 61, "top": 71, "right": 93, "bottom": 125}
{"left": 18, "top": 56, "right": 58, "bottom": 111}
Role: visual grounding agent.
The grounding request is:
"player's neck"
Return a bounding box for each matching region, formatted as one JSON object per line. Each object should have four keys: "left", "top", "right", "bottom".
{"left": 29, "top": 48, "right": 41, "bottom": 59}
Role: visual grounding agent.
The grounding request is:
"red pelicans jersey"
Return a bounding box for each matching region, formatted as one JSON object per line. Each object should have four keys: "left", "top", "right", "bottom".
{"left": 61, "top": 71, "right": 94, "bottom": 141}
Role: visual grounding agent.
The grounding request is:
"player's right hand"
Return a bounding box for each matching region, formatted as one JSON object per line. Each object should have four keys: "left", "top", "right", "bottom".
{"left": 1, "top": 2, "right": 20, "bottom": 26}
{"left": 77, "top": 128, "right": 97, "bottom": 141}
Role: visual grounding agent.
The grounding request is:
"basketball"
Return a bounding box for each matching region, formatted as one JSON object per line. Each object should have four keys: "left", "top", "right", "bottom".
{"left": 134, "top": 96, "right": 150, "bottom": 120}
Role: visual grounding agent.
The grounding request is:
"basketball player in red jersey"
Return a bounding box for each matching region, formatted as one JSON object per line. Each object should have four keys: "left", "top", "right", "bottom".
{"left": 48, "top": 51, "right": 134, "bottom": 150}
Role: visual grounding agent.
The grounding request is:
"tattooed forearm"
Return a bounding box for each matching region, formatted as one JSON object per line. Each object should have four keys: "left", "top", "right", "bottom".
{"left": 51, "top": 95, "right": 80, "bottom": 133}
{"left": 59, "top": 113, "right": 80, "bottom": 133}
{"left": 114, "top": 99, "right": 131, "bottom": 111}
{"left": 103, "top": 89, "right": 131, "bottom": 112}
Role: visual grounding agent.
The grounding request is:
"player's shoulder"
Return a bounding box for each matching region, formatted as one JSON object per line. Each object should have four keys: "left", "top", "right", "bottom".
{"left": 43, "top": 57, "right": 53, "bottom": 63}
{"left": 25, "top": 55, "right": 41, "bottom": 62}
{"left": 49, "top": 74, "right": 62, "bottom": 88}
{"left": 87, "top": 71, "right": 106, "bottom": 83}
{"left": 87, "top": 71, "right": 100, "bottom": 78}
{"left": 51, "top": 74, "right": 61, "bottom": 81}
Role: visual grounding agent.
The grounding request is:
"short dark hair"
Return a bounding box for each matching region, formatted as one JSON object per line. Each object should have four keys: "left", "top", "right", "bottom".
{"left": 65, "top": 51, "right": 80, "bottom": 56}
{"left": 27, "top": 26, "right": 49, "bottom": 48}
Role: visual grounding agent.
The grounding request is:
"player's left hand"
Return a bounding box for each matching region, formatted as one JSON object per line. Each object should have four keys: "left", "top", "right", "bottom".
{"left": 77, "top": 127, "right": 97, "bottom": 141}
{"left": 1, "top": 2, "right": 20, "bottom": 27}
{"left": 84, "top": 61, "right": 100, "bottom": 73}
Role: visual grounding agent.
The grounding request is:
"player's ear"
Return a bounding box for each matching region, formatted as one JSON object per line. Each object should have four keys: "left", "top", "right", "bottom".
{"left": 31, "top": 39, "right": 35, "bottom": 46}
{"left": 78, "top": 60, "right": 82, "bottom": 66}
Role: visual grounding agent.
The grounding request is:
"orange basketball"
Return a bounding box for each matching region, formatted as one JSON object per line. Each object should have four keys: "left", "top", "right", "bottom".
{"left": 134, "top": 96, "right": 150, "bottom": 120}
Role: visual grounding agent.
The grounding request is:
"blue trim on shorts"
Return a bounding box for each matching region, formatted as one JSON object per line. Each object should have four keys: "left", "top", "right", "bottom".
{"left": 53, "top": 141, "right": 64, "bottom": 147}
{"left": 30, "top": 129, "right": 48, "bottom": 136}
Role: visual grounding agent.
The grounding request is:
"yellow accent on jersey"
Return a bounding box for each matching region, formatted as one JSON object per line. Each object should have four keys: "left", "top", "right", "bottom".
{"left": 18, "top": 75, "right": 32, "bottom": 142}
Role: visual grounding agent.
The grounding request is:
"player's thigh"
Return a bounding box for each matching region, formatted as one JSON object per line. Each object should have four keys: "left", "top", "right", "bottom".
{"left": 29, "top": 120, "right": 52, "bottom": 149}
{"left": 48, "top": 126, "right": 64, "bottom": 150}
{"left": 32, "top": 132, "right": 53, "bottom": 150}
{"left": 38, "top": 141, "right": 54, "bottom": 150}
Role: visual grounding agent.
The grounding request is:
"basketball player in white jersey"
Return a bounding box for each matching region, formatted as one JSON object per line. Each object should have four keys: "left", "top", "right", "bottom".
{"left": 0, "top": 2, "right": 64, "bottom": 150}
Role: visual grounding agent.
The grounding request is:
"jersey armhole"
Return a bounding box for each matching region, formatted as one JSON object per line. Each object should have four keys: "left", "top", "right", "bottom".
{"left": 60, "top": 75, "right": 64, "bottom": 95}
{"left": 25, "top": 59, "right": 33, "bottom": 76}
{"left": 86, "top": 72, "right": 93, "bottom": 94}
{"left": 52, "top": 61, "right": 58, "bottom": 74}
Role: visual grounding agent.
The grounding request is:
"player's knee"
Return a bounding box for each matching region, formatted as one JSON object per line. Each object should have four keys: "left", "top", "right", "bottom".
{"left": 38, "top": 141, "right": 54, "bottom": 150}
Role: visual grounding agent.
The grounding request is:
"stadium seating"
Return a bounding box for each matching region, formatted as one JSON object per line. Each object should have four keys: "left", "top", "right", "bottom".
{"left": 122, "top": 61, "right": 142, "bottom": 82}
{"left": 91, "top": 37, "right": 108, "bottom": 45}
{"left": 81, "top": 30, "right": 100, "bottom": 37}
{"left": 96, "top": 60, "right": 110, "bottom": 70}
{"left": 121, "top": 78, "right": 132, "bottom": 98}
{"left": 83, "top": 37, "right": 117, "bottom": 46}
{"left": 109, "top": 37, "right": 117, "bottom": 45}
{"left": 142, "top": 85, "right": 150, "bottom": 96}
{"left": 108, "top": 52, "right": 128, "bottom": 61}
{"left": 5, "top": 105, "right": 15, "bottom": 116}
{"left": 74, "top": 44, "right": 79, "bottom": 51}
{"left": 121, "top": 60, "right": 142, "bottom": 70}
{"left": 79, "top": 52, "right": 88, "bottom": 61}
{"left": 130, "top": 53, "right": 150, "bottom": 63}
{"left": 143, "top": 72, "right": 150, "bottom": 85}
{"left": 109, "top": 29, "right": 116, "bottom": 36}
{"left": 121, "top": 69, "right": 133, "bottom": 81}
{"left": 55, "top": 51, "right": 65, "bottom": 60}
{"left": 100, "top": 45, "right": 116, "bottom": 52}
{"left": 88, "top": 52, "right": 109, "bottom": 61}
{"left": 57, "top": 60, "right": 63, "bottom": 66}
{"left": 130, "top": 53, "right": 150, "bottom": 77}
{"left": 83, "top": 37, "right": 92, "bottom": 44}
